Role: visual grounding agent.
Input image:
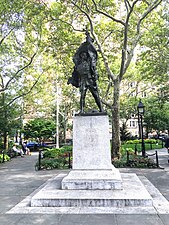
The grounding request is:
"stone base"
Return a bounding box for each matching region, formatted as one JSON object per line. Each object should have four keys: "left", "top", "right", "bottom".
{"left": 68, "top": 115, "right": 123, "bottom": 190}
{"left": 31, "top": 173, "right": 153, "bottom": 208}
{"left": 61, "top": 168, "right": 122, "bottom": 190}
{"left": 72, "top": 115, "right": 113, "bottom": 170}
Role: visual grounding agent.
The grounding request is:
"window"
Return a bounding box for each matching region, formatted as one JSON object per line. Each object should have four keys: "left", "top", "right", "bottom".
{"left": 129, "top": 82, "right": 135, "bottom": 88}
{"left": 142, "top": 92, "right": 147, "bottom": 97}
{"left": 129, "top": 120, "right": 136, "bottom": 127}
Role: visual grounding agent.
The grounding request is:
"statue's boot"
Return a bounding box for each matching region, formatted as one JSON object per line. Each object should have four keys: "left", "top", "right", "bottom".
{"left": 95, "top": 96, "right": 103, "bottom": 112}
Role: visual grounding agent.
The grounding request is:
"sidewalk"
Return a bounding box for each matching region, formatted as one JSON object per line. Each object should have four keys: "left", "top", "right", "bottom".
{"left": 0, "top": 149, "right": 169, "bottom": 225}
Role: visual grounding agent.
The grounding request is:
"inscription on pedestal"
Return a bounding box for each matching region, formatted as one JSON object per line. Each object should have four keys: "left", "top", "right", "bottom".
{"left": 73, "top": 115, "right": 112, "bottom": 170}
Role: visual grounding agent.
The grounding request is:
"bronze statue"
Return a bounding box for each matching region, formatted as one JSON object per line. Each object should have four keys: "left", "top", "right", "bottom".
{"left": 68, "top": 30, "right": 103, "bottom": 114}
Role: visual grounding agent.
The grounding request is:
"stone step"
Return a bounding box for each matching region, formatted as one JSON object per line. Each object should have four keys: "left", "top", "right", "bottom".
{"left": 61, "top": 169, "right": 123, "bottom": 190}
{"left": 31, "top": 173, "right": 153, "bottom": 208}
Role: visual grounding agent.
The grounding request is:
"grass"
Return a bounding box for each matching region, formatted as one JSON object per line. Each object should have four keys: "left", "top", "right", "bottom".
{"left": 122, "top": 142, "right": 163, "bottom": 153}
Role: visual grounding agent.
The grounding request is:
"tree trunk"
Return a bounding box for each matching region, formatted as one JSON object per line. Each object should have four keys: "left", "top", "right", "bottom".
{"left": 63, "top": 119, "right": 67, "bottom": 144}
{"left": 111, "top": 79, "right": 121, "bottom": 159}
{"left": 3, "top": 131, "right": 8, "bottom": 150}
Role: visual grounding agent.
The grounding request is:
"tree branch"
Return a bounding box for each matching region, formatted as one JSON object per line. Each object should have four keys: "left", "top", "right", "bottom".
{"left": 0, "top": 27, "right": 15, "bottom": 46}
{"left": 119, "top": 0, "right": 139, "bottom": 80}
{"left": 123, "top": 0, "right": 162, "bottom": 75}
{"left": 3, "top": 74, "right": 42, "bottom": 108}
{"left": 0, "top": 52, "right": 37, "bottom": 93}
{"left": 91, "top": 0, "right": 125, "bottom": 26}
{"left": 124, "top": 0, "right": 131, "bottom": 13}
{"left": 101, "top": 98, "right": 113, "bottom": 110}
{"left": 42, "top": 0, "right": 84, "bottom": 32}
{"left": 137, "top": 0, "right": 162, "bottom": 34}
{"left": 49, "top": 16, "right": 84, "bottom": 32}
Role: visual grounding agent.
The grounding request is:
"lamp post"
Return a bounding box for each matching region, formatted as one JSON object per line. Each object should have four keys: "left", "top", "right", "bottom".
{"left": 137, "top": 100, "right": 146, "bottom": 157}
{"left": 56, "top": 75, "right": 60, "bottom": 149}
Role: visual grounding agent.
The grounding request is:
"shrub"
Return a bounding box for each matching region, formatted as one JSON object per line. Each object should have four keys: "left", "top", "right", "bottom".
{"left": 43, "top": 146, "right": 72, "bottom": 159}
{"left": 0, "top": 154, "right": 10, "bottom": 163}
{"left": 36, "top": 146, "right": 72, "bottom": 170}
{"left": 38, "top": 158, "right": 63, "bottom": 169}
{"left": 144, "top": 139, "right": 157, "bottom": 144}
{"left": 126, "top": 140, "right": 141, "bottom": 144}
{"left": 113, "top": 157, "right": 127, "bottom": 168}
{"left": 60, "top": 145, "right": 72, "bottom": 152}
{"left": 43, "top": 148, "right": 61, "bottom": 158}
{"left": 113, "top": 154, "right": 157, "bottom": 168}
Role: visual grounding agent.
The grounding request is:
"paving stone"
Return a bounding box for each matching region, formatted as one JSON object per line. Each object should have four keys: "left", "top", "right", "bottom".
{"left": 116, "top": 214, "right": 164, "bottom": 225}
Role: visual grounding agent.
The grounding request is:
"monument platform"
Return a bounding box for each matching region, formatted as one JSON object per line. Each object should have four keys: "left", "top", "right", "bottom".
{"left": 31, "top": 173, "right": 152, "bottom": 207}
{"left": 30, "top": 115, "right": 152, "bottom": 209}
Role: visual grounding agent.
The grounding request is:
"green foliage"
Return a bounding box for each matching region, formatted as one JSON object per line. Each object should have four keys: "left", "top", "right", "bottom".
{"left": 112, "top": 158, "right": 127, "bottom": 168}
{"left": 143, "top": 97, "right": 169, "bottom": 134}
{"left": 122, "top": 139, "right": 162, "bottom": 154}
{"left": 137, "top": 9, "right": 168, "bottom": 85}
{"left": 126, "top": 139, "right": 157, "bottom": 144}
{"left": 0, "top": 97, "right": 23, "bottom": 139}
{"left": 0, "top": 154, "right": 10, "bottom": 163}
{"left": 23, "top": 118, "right": 56, "bottom": 140}
{"left": 120, "top": 122, "right": 131, "bottom": 141}
{"left": 36, "top": 158, "right": 68, "bottom": 170}
{"left": 0, "top": 0, "right": 51, "bottom": 147}
{"left": 36, "top": 146, "right": 72, "bottom": 170}
{"left": 113, "top": 154, "right": 157, "bottom": 168}
{"left": 126, "top": 140, "right": 141, "bottom": 144}
{"left": 43, "top": 148, "right": 61, "bottom": 158}
{"left": 60, "top": 145, "right": 72, "bottom": 152}
{"left": 0, "top": 0, "right": 166, "bottom": 159}
{"left": 43, "top": 146, "right": 72, "bottom": 158}
{"left": 120, "top": 146, "right": 134, "bottom": 157}
{"left": 144, "top": 139, "right": 157, "bottom": 144}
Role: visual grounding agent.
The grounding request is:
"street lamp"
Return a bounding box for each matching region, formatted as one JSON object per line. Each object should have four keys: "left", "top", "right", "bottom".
{"left": 137, "top": 100, "right": 146, "bottom": 157}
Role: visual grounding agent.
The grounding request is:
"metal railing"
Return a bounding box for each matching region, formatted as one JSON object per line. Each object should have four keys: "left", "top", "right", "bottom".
{"left": 126, "top": 150, "right": 159, "bottom": 168}
{"left": 36, "top": 150, "right": 72, "bottom": 171}
{"left": 146, "top": 150, "right": 159, "bottom": 168}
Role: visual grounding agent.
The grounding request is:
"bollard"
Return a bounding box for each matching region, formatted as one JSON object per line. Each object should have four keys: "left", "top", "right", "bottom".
{"left": 135, "top": 144, "right": 137, "bottom": 155}
{"left": 2, "top": 150, "right": 5, "bottom": 163}
{"left": 38, "top": 150, "right": 42, "bottom": 170}
{"left": 126, "top": 151, "right": 129, "bottom": 165}
{"left": 155, "top": 150, "right": 159, "bottom": 167}
{"left": 68, "top": 152, "right": 71, "bottom": 169}
{"left": 162, "top": 141, "right": 164, "bottom": 148}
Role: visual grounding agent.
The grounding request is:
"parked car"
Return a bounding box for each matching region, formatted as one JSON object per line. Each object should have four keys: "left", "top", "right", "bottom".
{"left": 26, "top": 141, "right": 46, "bottom": 150}
{"left": 158, "top": 135, "right": 167, "bottom": 142}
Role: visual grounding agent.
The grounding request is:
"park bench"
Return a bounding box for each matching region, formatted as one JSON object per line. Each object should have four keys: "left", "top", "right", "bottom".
{"left": 7, "top": 149, "right": 20, "bottom": 158}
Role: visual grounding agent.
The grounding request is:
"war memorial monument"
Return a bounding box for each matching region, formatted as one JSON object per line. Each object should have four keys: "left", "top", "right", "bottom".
{"left": 7, "top": 31, "right": 163, "bottom": 215}
{"left": 27, "top": 31, "right": 153, "bottom": 210}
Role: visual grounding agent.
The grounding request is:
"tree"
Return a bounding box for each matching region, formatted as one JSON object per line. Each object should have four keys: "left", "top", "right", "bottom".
{"left": 144, "top": 97, "right": 169, "bottom": 135}
{"left": 136, "top": 2, "right": 169, "bottom": 98}
{"left": 0, "top": 0, "right": 50, "bottom": 147}
{"left": 23, "top": 118, "right": 56, "bottom": 141}
{"left": 52, "top": 0, "right": 163, "bottom": 158}
{"left": 0, "top": 0, "right": 46, "bottom": 94}
{"left": 0, "top": 92, "right": 23, "bottom": 149}
{"left": 120, "top": 122, "right": 131, "bottom": 142}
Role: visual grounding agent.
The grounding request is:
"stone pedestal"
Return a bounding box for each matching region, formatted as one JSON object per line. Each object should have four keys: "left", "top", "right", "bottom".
{"left": 72, "top": 115, "right": 112, "bottom": 170}
{"left": 61, "top": 115, "right": 122, "bottom": 190}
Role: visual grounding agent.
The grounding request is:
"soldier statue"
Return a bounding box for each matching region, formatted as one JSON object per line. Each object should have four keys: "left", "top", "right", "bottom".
{"left": 68, "top": 30, "right": 103, "bottom": 114}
